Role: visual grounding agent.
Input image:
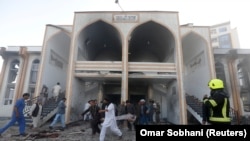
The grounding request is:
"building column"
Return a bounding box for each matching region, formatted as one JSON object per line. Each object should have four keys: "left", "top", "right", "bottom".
{"left": 0, "top": 48, "right": 7, "bottom": 88}
{"left": 228, "top": 59, "right": 241, "bottom": 123}
{"left": 121, "top": 38, "right": 128, "bottom": 103}
{"left": 176, "top": 38, "right": 187, "bottom": 124}
{"left": 227, "top": 50, "right": 241, "bottom": 124}
{"left": 15, "top": 47, "right": 29, "bottom": 100}
{"left": 98, "top": 84, "right": 103, "bottom": 103}
{"left": 148, "top": 85, "right": 153, "bottom": 100}
{"left": 65, "top": 29, "right": 77, "bottom": 123}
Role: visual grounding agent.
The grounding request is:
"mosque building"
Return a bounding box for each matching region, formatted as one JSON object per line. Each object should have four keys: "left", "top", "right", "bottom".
{"left": 0, "top": 11, "right": 250, "bottom": 124}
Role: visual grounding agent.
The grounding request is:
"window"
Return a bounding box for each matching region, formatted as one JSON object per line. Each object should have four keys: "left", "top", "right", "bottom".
{"left": 237, "top": 60, "right": 250, "bottom": 112}
{"left": 210, "top": 29, "right": 217, "bottom": 34}
{"left": 30, "top": 59, "right": 40, "bottom": 84}
{"left": 4, "top": 87, "right": 15, "bottom": 105}
{"left": 219, "top": 27, "right": 227, "bottom": 33}
{"left": 215, "top": 62, "right": 227, "bottom": 93}
{"left": 4, "top": 59, "right": 20, "bottom": 105}
{"left": 28, "top": 59, "right": 40, "bottom": 100}
{"left": 219, "top": 34, "right": 232, "bottom": 48}
{"left": 8, "top": 60, "right": 19, "bottom": 83}
{"left": 28, "top": 87, "right": 35, "bottom": 101}
{"left": 211, "top": 38, "right": 218, "bottom": 43}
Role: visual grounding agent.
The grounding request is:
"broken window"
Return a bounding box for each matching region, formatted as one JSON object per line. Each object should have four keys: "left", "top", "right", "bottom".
{"left": 4, "top": 59, "right": 19, "bottom": 105}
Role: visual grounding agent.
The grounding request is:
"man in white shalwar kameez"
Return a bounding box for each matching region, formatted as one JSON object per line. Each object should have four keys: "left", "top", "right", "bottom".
{"left": 52, "top": 82, "right": 62, "bottom": 102}
{"left": 83, "top": 100, "right": 92, "bottom": 121}
{"left": 99, "top": 98, "right": 122, "bottom": 141}
{"left": 29, "top": 98, "right": 43, "bottom": 128}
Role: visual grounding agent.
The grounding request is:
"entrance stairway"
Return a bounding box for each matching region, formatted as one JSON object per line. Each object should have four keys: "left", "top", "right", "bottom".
{"left": 185, "top": 94, "right": 245, "bottom": 125}
{"left": 185, "top": 94, "right": 203, "bottom": 124}
{"left": 24, "top": 93, "right": 65, "bottom": 127}
{"left": 186, "top": 94, "right": 203, "bottom": 116}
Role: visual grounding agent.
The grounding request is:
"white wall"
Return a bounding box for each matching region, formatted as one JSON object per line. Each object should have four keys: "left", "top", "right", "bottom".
{"left": 181, "top": 28, "right": 212, "bottom": 100}
{"left": 40, "top": 31, "right": 70, "bottom": 98}
{"left": 166, "top": 81, "right": 180, "bottom": 124}
{"left": 69, "top": 78, "right": 100, "bottom": 122}
{"left": 0, "top": 57, "right": 3, "bottom": 73}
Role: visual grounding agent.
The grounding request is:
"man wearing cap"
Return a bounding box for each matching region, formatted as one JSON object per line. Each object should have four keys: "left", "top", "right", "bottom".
{"left": 29, "top": 97, "right": 43, "bottom": 129}
{"left": 81, "top": 100, "right": 102, "bottom": 136}
{"left": 138, "top": 99, "right": 149, "bottom": 125}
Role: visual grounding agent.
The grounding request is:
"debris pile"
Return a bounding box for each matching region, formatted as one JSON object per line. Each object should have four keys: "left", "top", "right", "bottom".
{"left": 24, "top": 130, "right": 60, "bottom": 140}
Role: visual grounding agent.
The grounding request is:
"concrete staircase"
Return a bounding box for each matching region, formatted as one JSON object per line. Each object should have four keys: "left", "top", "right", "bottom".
{"left": 39, "top": 98, "right": 60, "bottom": 126}
{"left": 185, "top": 94, "right": 246, "bottom": 125}
{"left": 25, "top": 93, "right": 65, "bottom": 127}
{"left": 186, "top": 94, "right": 203, "bottom": 115}
{"left": 185, "top": 94, "right": 203, "bottom": 124}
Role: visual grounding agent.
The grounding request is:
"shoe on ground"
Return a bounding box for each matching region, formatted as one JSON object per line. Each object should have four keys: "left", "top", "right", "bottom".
{"left": 49, "top": 126, "right": 53, "bottom": 130}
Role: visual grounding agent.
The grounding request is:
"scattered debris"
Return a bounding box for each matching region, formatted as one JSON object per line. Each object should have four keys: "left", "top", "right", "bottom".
{"left": 30, "top": 132, "right": 59, "bottom": 138}
{"left": 68, "top": 131, "right": 84, "bottom": 135}
{"left": 0, "top": 118, "right": 136, "bottom": 141}
{"left": 22, "top": 130, "right": 60, "bottom": 140}
{"left": 11, "top": 133, "right": 30, "bottom": 137}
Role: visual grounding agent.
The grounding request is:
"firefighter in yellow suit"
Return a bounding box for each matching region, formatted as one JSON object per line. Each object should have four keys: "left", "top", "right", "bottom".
{"left": 204, "top": 79, "right": 231, "bottom": 125}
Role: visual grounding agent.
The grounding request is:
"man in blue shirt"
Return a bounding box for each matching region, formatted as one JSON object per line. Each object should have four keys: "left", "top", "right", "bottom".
{"left": 0, "top": 93, "right": 30, "bottom": 137}
{"left": 49, "top": 97, "right": 66, "bottom": 130}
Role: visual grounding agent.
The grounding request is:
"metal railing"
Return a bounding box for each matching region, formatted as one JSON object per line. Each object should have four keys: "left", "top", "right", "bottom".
{"left": 186, "top": 94, "right": 241, "bottom": 124}
{"left": 230, "top": 107, "right": 240, "bottom": 125}
{"left": 23, "top": 96, "right": 40, "bottom": 115}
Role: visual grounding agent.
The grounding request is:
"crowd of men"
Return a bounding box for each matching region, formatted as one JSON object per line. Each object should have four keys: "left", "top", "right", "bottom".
{"left": 81, "top": 98, "right": 161, "bottom": 140}
{"left": 0, "top": 78, "right": 231, "bottom": 140}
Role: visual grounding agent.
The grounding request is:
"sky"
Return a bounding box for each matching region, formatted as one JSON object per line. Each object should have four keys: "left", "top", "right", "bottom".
{"left": 0, "top": 0, "right": 250, "bottom": 70}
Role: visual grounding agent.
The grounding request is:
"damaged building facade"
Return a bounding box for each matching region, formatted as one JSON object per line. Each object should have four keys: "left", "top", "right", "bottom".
{"left": 0, "top": 11, "right": 250, "bottom": 125}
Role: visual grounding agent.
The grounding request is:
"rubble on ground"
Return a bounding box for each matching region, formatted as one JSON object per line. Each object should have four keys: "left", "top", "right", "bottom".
{"left": 0, "top": 120, "right": 136, "bottom": 141}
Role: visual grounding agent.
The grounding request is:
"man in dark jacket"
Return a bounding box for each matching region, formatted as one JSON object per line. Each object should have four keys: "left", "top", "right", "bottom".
{"left": 138, "top": 99, "right": 149, "bottom": 125}
{"left": 82, "top": 100, "right": 102, "bottom": 136}
{"left": 204, "top": 79, "right": 231, "bottom": 125}
{"left": 125, "top": 100, "right": 136, "bottom": 131}
{"left": 49, "top": 97, "right": 66, "bottom": 130}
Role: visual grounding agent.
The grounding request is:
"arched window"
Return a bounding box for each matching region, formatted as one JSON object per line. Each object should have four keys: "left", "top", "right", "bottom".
{"left": 28, "top": 59, "right": 40, "bottom": 100}
{"left": 4, "top": 59, "right": 20, "bottom": 105}
{"left": 8, "top": 59, "right": 19, "bottom": 83}
{"left": 30, "top": 59, "right": 40, "bottom": 84}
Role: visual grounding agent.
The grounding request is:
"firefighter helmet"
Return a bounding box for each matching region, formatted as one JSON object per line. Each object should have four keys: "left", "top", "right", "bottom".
{"left": 208, "top": 79, "right": 224, "bottom": 89}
